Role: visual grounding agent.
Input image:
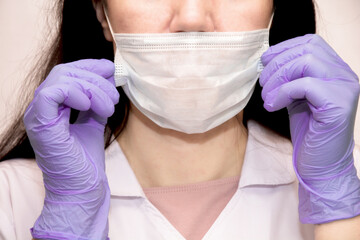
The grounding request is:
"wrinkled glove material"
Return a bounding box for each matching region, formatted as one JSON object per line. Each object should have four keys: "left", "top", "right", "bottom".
{"left": 260, "top": 34, "right": 360, "bottom": 224}
{"left": 24, "top": 59, "right": 119, "bottom": 239}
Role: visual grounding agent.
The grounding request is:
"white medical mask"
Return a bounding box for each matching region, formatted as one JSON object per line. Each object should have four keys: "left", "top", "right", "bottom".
{"left": 105, "top": 11, "right": 271, "bottom": 134}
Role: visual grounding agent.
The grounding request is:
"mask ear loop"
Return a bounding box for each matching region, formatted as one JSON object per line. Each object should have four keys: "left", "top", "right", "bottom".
{"left": 103, "top": 5, "right": 128, "bottom": 87}
{"left": 103, "top": 5, "right": 116, "bottom": 40}
{"left": 267, "top": 11, "right": 274, "bottom": 30}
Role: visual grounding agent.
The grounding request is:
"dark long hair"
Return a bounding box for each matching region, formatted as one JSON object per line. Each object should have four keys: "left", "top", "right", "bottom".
{"left": 0, "top": 0, "right": 316, "bottom": 161}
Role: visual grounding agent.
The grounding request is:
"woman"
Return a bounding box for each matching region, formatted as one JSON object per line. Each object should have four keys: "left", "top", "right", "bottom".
{"left": 1, "top": 0, "right": 360, "bottom": 239}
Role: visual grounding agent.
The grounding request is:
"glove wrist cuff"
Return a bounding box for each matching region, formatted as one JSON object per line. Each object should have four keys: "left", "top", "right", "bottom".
{"left": 298, "top": 165, "right": 360, "bottom": 224}
{"left": 31, "top": 181, "right": 111, "bottom": 239}
{"left": 30, "top": 227, "right": 109, "bottom": 240}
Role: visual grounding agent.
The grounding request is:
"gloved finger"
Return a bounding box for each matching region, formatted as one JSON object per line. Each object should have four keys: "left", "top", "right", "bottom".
{"left": 24, "top": 106, "right": 72, "bottom": 159}
{"left": 23, "top": 98, "right": 71, "bottom": 133}
{"left": 33, "top": 77, "right": 115, "bottom": 122}
{"left": 261, "top": 55, "right": 359, "bottom": 103}
{"left": 75, "top": 110, "right": 108, "bottom": 127}
{"left": 261, "top": 54, "right": 334, "bottom": 101}
{"left": 66, "top": 76, "right": 116, "bottom": 119}
{"left": 260, "top": 41, "right": 339, "bottom": 87}
{"left": 263, "top": 77, "right": 328, "bottom": 112}
{"left": 261, "top": 34, "right": 339, "bottom": 68}
{"left": 33, "top": 84, "right": 91, "bottom": 123}
{"left": 62, "top": 65, "right": 119, "bottom": 105}
{"left": 261, "top": 34, "right": 315, "bottom": 66}
{"left": 33, "top": 59, "right": 115, "bottom": 98}
{"left": 67, "top": 58, "right": 115, "bottom": 80}
{"left": 74, "top": 76, "right": 118, "bottom": 127}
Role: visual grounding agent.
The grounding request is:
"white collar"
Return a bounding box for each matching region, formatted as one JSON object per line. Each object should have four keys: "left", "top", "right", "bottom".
{"left": 105, "top": 120, "right": 296, "bottom": 198}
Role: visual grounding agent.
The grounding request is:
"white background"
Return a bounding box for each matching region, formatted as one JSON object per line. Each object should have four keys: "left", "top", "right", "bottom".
{"left": 0, "top": 0, "right": 360, "bottom": 144}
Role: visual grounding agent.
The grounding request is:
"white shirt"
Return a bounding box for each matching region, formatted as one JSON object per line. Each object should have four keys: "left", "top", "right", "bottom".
{"left": 0, "top": 121, "right": 316, "bottom": 240}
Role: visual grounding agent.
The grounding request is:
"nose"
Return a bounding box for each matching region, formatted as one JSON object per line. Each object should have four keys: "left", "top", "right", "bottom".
{"left": 169, "top": 0, "right": 214, "bottom": 32}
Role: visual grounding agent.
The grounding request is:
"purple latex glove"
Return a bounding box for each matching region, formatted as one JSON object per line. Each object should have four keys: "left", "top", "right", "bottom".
{"left": 23, "top": 59, "right": 119, "bottom": 239}
{"left": 260, "top": 34, "right": 360, "bottom": 224}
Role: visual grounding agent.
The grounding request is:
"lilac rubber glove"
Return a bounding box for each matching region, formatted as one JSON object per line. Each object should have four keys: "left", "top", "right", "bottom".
{"left": 24, "top": 59, "right": 119, "bottom": 239}
{"left": 260, "top": 34, "right": 360, "bottom": 224}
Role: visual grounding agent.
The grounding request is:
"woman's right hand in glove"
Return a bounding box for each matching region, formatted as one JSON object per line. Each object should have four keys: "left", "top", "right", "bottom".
{"left": 24, "top": 59, "right": 119, "bottom": 240}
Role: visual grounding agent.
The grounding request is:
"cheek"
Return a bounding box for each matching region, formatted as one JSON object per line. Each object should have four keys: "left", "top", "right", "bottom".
{"left": 108, "top": 1, "right": 173, "bottom": 33}
{"left": 213, "top": 0, "right": 273, "bottom": 31}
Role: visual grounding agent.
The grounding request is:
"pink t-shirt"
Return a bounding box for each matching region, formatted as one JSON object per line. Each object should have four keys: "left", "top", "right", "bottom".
{"left": 143, "top": 175, "right": 240, "bottom": 240}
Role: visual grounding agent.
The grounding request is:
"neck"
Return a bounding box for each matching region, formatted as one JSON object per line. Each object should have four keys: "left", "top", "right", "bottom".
{"left": 117, "top": 104, "right": 247, "bottom": 188}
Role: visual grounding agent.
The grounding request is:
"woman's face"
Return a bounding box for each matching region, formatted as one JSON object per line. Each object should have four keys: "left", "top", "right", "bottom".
{"left": 95, "top": 0, "right": 273, "bottom": 40}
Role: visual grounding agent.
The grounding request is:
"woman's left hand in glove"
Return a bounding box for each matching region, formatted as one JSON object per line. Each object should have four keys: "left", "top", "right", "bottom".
{"left": 260, "top": 34, "right": 360, "bottom": 224}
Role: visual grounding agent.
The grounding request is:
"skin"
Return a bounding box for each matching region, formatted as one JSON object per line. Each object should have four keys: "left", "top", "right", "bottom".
{"left": 94, "top": 0, "right": 273, "bottom": 188}
{"left": 91, "top": 1, "right": 360, "bottom": 239}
